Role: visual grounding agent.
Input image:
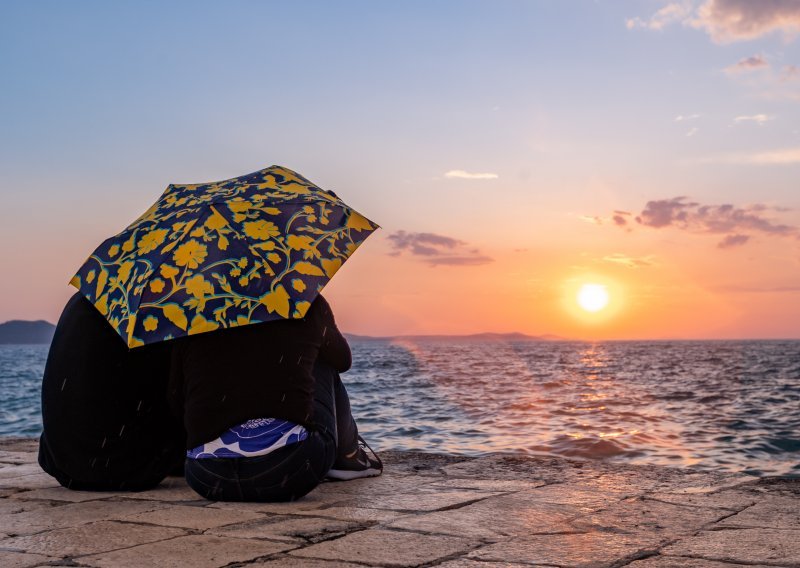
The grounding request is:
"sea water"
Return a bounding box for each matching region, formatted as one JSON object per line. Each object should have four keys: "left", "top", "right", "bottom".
{"left": 1, "top": 340, "right": 799, "bottom": 476}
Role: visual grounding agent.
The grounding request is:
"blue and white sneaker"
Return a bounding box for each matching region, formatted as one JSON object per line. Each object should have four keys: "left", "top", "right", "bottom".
{"left": 327, "top": 436, "right": 383, "bottom": 481}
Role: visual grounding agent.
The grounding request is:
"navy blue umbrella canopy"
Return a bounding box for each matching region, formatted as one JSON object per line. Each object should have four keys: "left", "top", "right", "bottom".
{"left": 71, "top": 166, "right": 378, "bottom": 347}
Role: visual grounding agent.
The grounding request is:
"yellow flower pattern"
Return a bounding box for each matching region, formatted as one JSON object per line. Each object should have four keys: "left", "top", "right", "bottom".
{"left": 71, "top": 165, "right": 378, "bottom": 347}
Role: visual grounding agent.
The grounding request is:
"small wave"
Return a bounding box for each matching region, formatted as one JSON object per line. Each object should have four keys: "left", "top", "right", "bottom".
{"left": 546, "top": 435, "right": 643, "bottom": 459}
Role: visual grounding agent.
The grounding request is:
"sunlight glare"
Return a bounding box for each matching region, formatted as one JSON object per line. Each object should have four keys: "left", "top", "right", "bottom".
{"left": 577, "top": 284, "right": 609, "bottom": 312}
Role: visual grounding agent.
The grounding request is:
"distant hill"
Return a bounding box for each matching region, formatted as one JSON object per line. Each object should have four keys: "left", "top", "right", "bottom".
{"left": 345, "top": 332, "right": 565, "bottom": 342}
{"left": 0, "top": 320, "right": 56, "bottom": 344}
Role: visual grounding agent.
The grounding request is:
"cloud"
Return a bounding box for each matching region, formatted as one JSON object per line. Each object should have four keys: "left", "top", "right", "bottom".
{"left": 696, "top": 146, "right": 800, "bottom": 164}
{"left": 602, "top": 253, "right": 657, "bottom": 268}
{"left": 630, "top": 196, "right": 797, "bottom": 248}
{"left": 782, "top": 64, "right": 800, "bottom": 80}
{"left": 717, "top": 234, "right": 751, "bottom": 248}
{"left": 580, "top": 215, "right": 604, "bottom": 225}
{"left": 690, "top": 0, "right": 800, "bottom": 43}
{"left": 739, "top": 147, "right": 800, "bottom": 164}
{"left": 626, "top": 2, "right": 692, "bottom": 30}
{"left": 628, "top": 1, "right": 800, "bottom": 43}
{"left": 443, "top": 170, "right": 499, "bottom": 180}
{"left": 725, "top": 54, "right": 770, "bottom": 74}
{"left": 613, "top": 211, "right": 631, "bottom": 227}
{"left": 734, "top": 114, "right": 775, "bottom": 125}
{"left": 715, "top": 284, "right": 800, "bottom": 293}
{"left": 674, "top": 113, "right": 702, "bottom": 121}
{"left": 686, "top": 127, "right": 699, "bottom": 137}
{"left": 386, "top": 231, "right": 493, "bottom": 267}
{"left": 425, "top": 255, "right": 495, "bottom": 267}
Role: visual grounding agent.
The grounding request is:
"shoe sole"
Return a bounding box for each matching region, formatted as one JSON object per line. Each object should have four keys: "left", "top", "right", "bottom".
{"left": 326, "top": 467, "right": 382, "bottom": 481}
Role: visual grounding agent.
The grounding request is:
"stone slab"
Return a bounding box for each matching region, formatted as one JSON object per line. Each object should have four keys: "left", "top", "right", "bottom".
{"left": 429, "top": 478, "right": 548, "bottom": 492}
{"left": 662, "top": 527, "right": 800, "bottom": 565}
{"left": 0, "top": 464, "right": 43, "bottom": 480}
{"left": 436, "top": 560, "right": 548, "bottom": 568}
{"left": 208, "top": 515, "right": 365, "bottom": 543}
{"left": 441, "top": 454, "right": 598, "bottom": 484}
{"left": 627, "top": 554, "right": 782, "bottom": 567}
{"left": 315, "top": 474, "right": 438, "bottom": 496}
{"left": 378, "top": 451, "right": 470, "bottom": 476}
{"left": 0, "top": 551, "right": 56, "bottom": 568}
{"left": 206, "top": 489, "right": 353, "bottom": 515}
{"left": 286, "top": 506, "right": 408, "bottom": 523}
{"left": 0, "top": 451, "right": 39, "bottom": 465}
{"left": 332, "top": 488, "right": 495, "bottom": 512}
{"left": 1, "top": 499, "right": 170, "bottom": 536}
{"left": 717, "top": 496, "right": 800, "bottom": 529}
{"left": 249, "top": 556, "right": 364, "bottom": 567}
{"left": 290, "top": 528, "right": 477, "bottom": 566}
{"left": 81, "top": 534, "right": 292, "bottom": 568}
{"left": 468, "top": 532, "right": 664, "bottom": 567}
{"left": 0, "top": 473, "right": 60, "bottom": 491}
{"left": 1, "top": 520, "right": 186, "bottom": 557}
{"left": 121, "top": 503, "right": 264, "bottom": 529}
{"left": 119, "top": 477, "right": 202, "bottom": 502}
{"left": 387, "top": 495, "right": 580, "bottom": 539}
{"left": 643, "top": 490, "right": 759, "bottom": 511}
{"left": 10, "top": 487, "right": 120, "bottom": 503}
{"left": 570, "top": 496, "right": 729, "bottom": 538}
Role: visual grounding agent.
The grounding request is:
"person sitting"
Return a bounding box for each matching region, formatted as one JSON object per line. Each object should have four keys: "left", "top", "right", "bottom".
{"left": 38, "top": 293, "right": 185, "bottom": 491}
{"left": 169, "top": 294, "right": 381, "bottom": 502}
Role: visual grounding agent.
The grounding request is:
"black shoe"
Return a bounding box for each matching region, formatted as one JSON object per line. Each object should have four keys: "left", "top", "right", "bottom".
{"left": 327, "top": 436, "right": 383, "bottom": 481}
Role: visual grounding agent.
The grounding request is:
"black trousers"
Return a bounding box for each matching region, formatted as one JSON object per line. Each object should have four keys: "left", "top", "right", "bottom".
{"left": 38, "top": 293, "right": 185, "bottom": 491}
{"left": 184, "top": 362, "right": 359, "bottom": 502}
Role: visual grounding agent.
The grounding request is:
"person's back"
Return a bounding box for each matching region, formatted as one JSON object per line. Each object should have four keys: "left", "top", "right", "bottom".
{"left": 38, "top": 293, "right": 184, "bottom": 491}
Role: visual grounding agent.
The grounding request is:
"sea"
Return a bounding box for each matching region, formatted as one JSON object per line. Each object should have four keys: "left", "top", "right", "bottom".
{"left": 2, "top": 339, "right": 799, "bottom": 477}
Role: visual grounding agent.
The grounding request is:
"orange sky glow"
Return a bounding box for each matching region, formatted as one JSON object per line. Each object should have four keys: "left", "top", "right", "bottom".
{"left": 1, "top": 1, "right": 799, "bottom": 340}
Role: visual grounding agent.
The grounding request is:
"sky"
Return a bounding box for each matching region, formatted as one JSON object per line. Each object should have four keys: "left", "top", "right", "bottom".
{"left": 1, "top": 0, "right": 799, "bottom": 340}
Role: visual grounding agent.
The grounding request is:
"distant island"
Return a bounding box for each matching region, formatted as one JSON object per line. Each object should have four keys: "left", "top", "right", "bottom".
{"left": 0, "top": 320, "right": 56, "bottom": 344}
{"left": 344, "top": 332, "right": 565, "bottom": 342}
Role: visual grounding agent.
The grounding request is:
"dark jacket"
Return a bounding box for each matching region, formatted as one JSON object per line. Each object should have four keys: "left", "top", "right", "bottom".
{"left": 168, "top": 295, "right": 351, "bottom": 449}
{"left": 38, "top": 293, "right": 185, "bottom": 490}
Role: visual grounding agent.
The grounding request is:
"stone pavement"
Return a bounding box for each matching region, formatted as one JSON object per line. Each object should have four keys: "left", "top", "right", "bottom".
{"left": 0, "top": 438, "right": 798, "bottom": 568}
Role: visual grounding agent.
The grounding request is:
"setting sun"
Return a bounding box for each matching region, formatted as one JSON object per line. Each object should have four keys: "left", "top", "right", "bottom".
{"left": 577, "top": 284, "right": 610, "bottom": 313}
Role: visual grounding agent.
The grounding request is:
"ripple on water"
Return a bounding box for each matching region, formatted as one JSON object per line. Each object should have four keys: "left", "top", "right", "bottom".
{"left": 1, "top": 340, "right": 799, "bottom": 476}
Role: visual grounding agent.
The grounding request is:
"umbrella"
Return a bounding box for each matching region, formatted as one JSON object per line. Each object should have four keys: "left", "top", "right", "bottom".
{"left": 70, "top": 165, "right": 378, "bottom": 348}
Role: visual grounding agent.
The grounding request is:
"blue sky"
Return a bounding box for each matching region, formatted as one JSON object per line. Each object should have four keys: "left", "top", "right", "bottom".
{"left": 2, "top": 1, "right": 799, "bottom": 338}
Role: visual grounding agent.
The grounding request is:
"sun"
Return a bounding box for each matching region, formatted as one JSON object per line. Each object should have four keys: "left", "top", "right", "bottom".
{"left": 577, "top": 283, "right": 610, "bottom": 312}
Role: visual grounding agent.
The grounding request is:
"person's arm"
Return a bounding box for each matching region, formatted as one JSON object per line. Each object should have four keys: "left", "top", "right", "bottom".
{"left": 315, "top": 295, "right": 352, "bottom": 373}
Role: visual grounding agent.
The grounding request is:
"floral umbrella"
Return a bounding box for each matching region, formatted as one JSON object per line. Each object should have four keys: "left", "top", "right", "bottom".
{"left": 70, "top": 165, "right": 378, "bottom": 348}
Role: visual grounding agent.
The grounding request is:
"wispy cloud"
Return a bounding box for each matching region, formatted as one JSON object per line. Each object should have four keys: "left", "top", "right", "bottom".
{"left": 386, "top": 231, "right": 494, "bottom": 267}
{"left": 734, "top": 114, "right": 775, "bottom": 125}
{"left": 725, "top": 54, "right": 770, "bottom": 74}
{"left": 626, "top": 2, "right": 692, "bottom": 30}
{"left": 717, "top": 234, "right": 750, "bottom": 248}
{"left": 715, "top": 283, "right": 800, "bottom": 293}
{"left": 443, "top": 170, "right": 499, "bottom": 180}
{"left": 674, "top": 113, "right": 702, "bottom": 122}
{"left": 579, "top": 215, "right": 604, "bottom": 225}
{"left": 602, "top": 253, "right": 657, "bottom": 268}
{"left": 612, "top": 211, "right": 632, "bottom": 227}
{"left": 627, "top": 196, "right": 798, "bottom": 247}
{"left": 781, "top": 64, "right": 800, "bottom": 80}
{"left": 425, "top": 255, "right": 495, "bottom": 267}
{"left": 627, "top": 1, "right": 800, "bottom": 43}
{"left": 696, "top": 147, "right": 800, "bottom": 165}
{"left": 686, "top": 127, "right": 699, "bottom": 137}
